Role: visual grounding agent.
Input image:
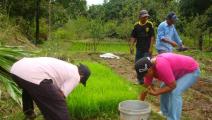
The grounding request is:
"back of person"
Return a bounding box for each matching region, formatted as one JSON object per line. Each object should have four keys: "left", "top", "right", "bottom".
{"left": 10, "top": 57, "right": 90, "bottom": 120}
{"left": 156, "top": 21, "right": 173, "bottom": 51}
{"left": 156, "top": 53, "right": 198, "bottom": 80}
{"left": 135, "top": 53, "right": 200, "bottom": 120}
{"left": 10, "top": 57, "right": 80, "bottom": 88}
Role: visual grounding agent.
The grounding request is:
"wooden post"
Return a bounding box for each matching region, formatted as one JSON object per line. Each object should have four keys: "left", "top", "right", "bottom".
{"left": 199, "top": 34, "right": 203, "bottom": 51}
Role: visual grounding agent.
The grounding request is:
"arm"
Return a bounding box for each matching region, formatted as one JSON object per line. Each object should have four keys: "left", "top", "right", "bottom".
{"left": 130, "top": 37, "right": 136, "bottom": 54}
{"left": 148, "top": 81, "right": 176, "bottom": 96}
{"left": 140, "top": 77, "right": 153, "bottom": 101}
{"left": 140, "top": 84, "right": 151, "bottom": 101}
{"left": 149, "top": 23, "right": 155, "bottom": 54}
{"left": 158, "top": 24, "right": 177, "bottom": 47}
{"left": 161, "top": 38, "right": 177, "bottom": 47}
{"left": 149, "top": 36, "right": 155, "bottom": 53}
{"left": 130, "top": 27, "right": 137, "bottom": 54}
{"left": 60, "top": 77, "right": 80, "bottom": 97}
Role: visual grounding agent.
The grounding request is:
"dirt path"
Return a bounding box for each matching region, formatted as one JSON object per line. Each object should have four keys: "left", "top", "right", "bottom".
{"left": 88, "top": 53, "right": 212, "bottom": 120}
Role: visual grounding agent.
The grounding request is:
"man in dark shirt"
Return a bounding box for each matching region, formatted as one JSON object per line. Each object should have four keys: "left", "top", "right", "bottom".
{"left": 130, "top": 10, "right": 155, "bottom": 84}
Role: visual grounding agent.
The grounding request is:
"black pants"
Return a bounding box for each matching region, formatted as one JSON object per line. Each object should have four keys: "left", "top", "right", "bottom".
{"left": 135, "top": 50, "right": 151, "bottom": 84}
{"left": 11, "top": 74, "right": 70, "bottom": 120}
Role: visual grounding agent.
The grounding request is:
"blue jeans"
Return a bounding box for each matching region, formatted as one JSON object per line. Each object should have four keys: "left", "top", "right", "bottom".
{"left": 160, "top": 69, "right": 200, "bottom": 120}
{"left": 135, "top": 49, "right": 151, "bottom": 84}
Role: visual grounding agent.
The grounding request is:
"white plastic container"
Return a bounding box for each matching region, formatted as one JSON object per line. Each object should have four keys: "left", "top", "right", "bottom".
{"left": 118, "top": 100, "right": 151, "bottom": 120}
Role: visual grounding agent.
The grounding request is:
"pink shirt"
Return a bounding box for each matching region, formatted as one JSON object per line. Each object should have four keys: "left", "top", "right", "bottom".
{"left": 145, "top": 53, "right": 199, "bottom": 85}
{"left": 10, "top": 57, "right": 80, "bottom": 96}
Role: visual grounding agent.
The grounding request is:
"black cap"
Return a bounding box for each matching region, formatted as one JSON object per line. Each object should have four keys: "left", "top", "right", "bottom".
{"left": 166, "top": 12, "right": 178, "bottom": 21}
{"left": 78, "top": 63, "right": 91, "bottom": 87}
{"left": 135, "top": 57, "right": 152, "bottom": 80}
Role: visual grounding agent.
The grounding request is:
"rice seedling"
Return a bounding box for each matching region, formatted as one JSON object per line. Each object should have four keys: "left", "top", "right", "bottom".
{"left": 67, "top": 61, "right": 141, "bottom": 119}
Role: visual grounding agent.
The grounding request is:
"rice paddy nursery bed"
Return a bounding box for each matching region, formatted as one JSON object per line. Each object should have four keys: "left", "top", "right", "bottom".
{"left": 67, "top": 61, "right": 141, "bottom": 120}
{"left": 69, "top": 41, "right": 129, "bottom": 53}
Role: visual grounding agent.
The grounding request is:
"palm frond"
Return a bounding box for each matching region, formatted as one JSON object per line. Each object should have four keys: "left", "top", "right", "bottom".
{"left": 0, "top": 46, "right": 33, "bottom": 106}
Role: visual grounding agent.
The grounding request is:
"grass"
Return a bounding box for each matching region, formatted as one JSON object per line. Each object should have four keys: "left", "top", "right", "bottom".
{"left": 69, "top": 41, "right": 130, "bottom": 53}
{"left": 40, "top": 39, "right": 130, "bottom": 57}
{"left": 67, "top": 61, "right": 141, "bottom": 120}
{"left": 0, "top": 83, "right": 44, "bottom": 120}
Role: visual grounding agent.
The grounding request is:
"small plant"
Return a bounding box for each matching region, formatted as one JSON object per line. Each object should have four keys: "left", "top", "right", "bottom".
{"left": 88, "top": 19, "right": 105, "bottom": 52}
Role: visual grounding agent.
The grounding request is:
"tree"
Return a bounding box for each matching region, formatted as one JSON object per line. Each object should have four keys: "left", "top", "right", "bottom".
{"left": 180, "top": 0, "right": 211, "bottom": 17}
{"left": 57, "top": 0, "right": 87, "bottom": 19}
{"left": 87, "top": 5, "right": 105, "bottom": 20}
{"left": 3, "top": 0, "right": 35, "bottom": 20}
{"left": 88, "top": 19, "right": 104, "bottom": 52}
{"left": 180, "top": 0, "right": 211, "bottom": 50}
{"left": 35, "top": 0, "right": 40, "bottom": 45}
{"left": 2, "top": 0, "right": 48, "bottom": 21}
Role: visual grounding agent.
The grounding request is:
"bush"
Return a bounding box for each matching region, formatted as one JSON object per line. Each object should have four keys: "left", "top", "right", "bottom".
{"left": 183, "top": 15, "right": 210, "bottom": 50}
{"left": 116, "top": 19, "right": 133, "bottom": 39}
{"left": 104, "top": 20, "right": 118, "bottom": 38}
{"left": 62, "top": 17, "right": 91, "bottom": 40}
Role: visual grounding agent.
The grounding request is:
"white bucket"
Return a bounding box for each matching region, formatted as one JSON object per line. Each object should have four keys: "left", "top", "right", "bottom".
{"left": 118, "top": 100, "right": 151, "bottom": 120}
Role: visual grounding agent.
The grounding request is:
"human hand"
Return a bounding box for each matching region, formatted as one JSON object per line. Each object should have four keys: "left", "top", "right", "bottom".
{"left": 140, "top": 91, "right": 148, "bottom": 101}
{"left": 177, "top": 44, "right": 188, "bottom": 51}
{"left": 170, "top": 41, "right": 177, "bottom": 47}
{"left": 148, "top": 87, "right": 159, "bottom": 96}
{"left": 59, "top": 90, "right": 65, "bottom": 98}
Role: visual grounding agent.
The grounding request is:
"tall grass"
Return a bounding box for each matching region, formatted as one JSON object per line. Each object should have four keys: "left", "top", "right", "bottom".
{"left": 67, "top": 61, "right": 141, "bottom": 119}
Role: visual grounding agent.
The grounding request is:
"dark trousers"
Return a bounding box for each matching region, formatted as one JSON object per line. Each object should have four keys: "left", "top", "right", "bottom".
{"left": 135, "top": 49, "right": 151, "bottom": 84}
{"left": 11, "top": 74, "right": 70, "bottom": 120}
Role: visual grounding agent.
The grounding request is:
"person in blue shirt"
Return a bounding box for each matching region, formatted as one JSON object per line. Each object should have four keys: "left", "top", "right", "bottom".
{"left": 156, "top": 12, "right": 184, "bottom": 54}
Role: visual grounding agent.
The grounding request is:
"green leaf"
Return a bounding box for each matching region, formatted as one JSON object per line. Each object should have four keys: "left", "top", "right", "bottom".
{"left": 0, "top": 46, "right": 33, "bottom": 106}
